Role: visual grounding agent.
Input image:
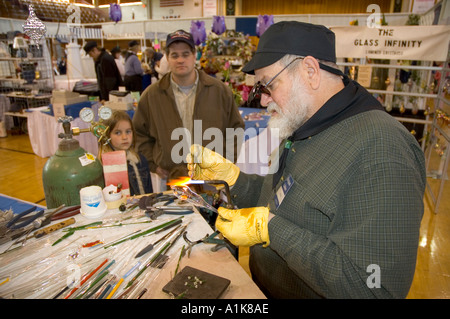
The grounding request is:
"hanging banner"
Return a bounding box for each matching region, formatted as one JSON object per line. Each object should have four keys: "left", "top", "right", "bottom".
{"left": 330, "top": 25, "right": 450, "bottom": 61}
{"left": 203, "top": 0, "right": 217, "bottom": 17}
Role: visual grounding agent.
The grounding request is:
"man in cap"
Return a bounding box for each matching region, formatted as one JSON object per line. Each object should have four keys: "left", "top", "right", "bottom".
{"left": 124, "top": 40, "right": 144, "bottom": 93}
{"left": 133, "top": 30, "right": 244, "bottom": 191}
{"left": 111, "top": 46, "right": 125, "bottom": 80}
{"left": 84, "top": 41, "right": 123, "bottom": 102}
{"left": 187, "top": 21, "right": 426, "bottom": 298}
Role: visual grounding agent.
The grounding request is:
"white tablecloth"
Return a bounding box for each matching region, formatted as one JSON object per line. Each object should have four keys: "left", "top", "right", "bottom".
{"left": 27, "top": 110, "right": 99, "bottom": 158}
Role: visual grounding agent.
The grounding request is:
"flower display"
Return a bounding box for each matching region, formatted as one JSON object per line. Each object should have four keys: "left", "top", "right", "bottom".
{"left": 199, "top": 30, "right": 254, "bottom": 105}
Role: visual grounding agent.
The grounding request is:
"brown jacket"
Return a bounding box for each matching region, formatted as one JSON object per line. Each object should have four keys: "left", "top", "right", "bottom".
{"left": 133, "top": 69, "right": 245, "bottom": 179}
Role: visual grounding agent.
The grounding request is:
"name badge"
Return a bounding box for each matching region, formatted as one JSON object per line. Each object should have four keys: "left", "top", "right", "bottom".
{"left": 274, "top": 174, "right": 294, "bottom": 209}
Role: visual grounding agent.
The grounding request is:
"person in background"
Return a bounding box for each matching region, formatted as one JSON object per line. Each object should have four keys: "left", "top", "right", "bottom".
{"left": 133, "top": 29, "right": 244, "bottom": 191}
{"left": 99, "top": 110, "right": 153, "bottom": 196}
{"left": 111, "top": 46, "right": 125, "bottom": 80}
{"left": 58, "top": 56, "right": 67, "bottom": 75}
{"left": 124, "top": 40, "right": 144, "bottom": 93}
{"left": 141, "top": 47, "right": 163, "bottom": 90}
{"left": 52, "top": 56, "right": 60, "bottom": 76}
{"left": 188, "top": 21, "right": 426, "bottom": 299}
{"left": 142, "top": 47, "right": 163, "bottom": 79}
{"left": 83, "top": 41, "right": 123, "bottom": 102}
{"left": 155, "top": 52, "right": 170, "bottom": 77}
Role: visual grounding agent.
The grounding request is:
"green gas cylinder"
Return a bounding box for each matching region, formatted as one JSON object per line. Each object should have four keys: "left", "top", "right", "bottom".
{"left": 42, "top": 117, "right": 104, "bottom": 208}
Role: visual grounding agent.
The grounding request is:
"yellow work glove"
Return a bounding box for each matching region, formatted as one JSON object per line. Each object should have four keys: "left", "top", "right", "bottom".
{"left": 187, "top": 144, "right": 240, "bottom": 187}
{"left": 215, "top": 206, "right": 270, "bottom": 247}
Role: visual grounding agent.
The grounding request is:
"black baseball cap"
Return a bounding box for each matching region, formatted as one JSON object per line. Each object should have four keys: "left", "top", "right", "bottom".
{"left": 166, "top": 30, "right": 195, "bottom": 49}
{"left": 128, "top": 40, "right": 139, "bottom": 48}
{"left": 242, "top": 21, "right": 337, "bottom": 75}
{"left": 83, "top": 41, "right": 98, "bottom": 54}
{"left": 111, "top": 46, "right": 121, "bottom": 54}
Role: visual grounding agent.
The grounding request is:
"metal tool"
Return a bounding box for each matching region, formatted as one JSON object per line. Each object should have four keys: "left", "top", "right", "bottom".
{"left": 171, "top": 185, "right": 219, "bottom": 213}
{"left": 138, "top": 193, "right": 176, "bottom": 210}
{"left": 138, "top": 193, "right": 192, "bottom": 220}
{"left": 171, "top": 180, "right": 234, "bottom": 214}
{"left": 144, "top": 206, "right": 192, "bottom": 220}
{"left": 182, "top": 230, "right": 228, "bottom": 257}
{"left": 31, "top": 217, "right": 76, "bottom": 239}
{"left": 1, "top": 205, "right": 65, "bottom": 241}
{"left": 0, "top": 209, "right": 14, "bottom": 228}
{"left": 1, "top": 204, "right": 67, "bottom": 253}
{"left": 5, "top": 206, "right": 44, "bottom": 230}
{"left": 184, "top": 179, "right": 234, "bottom": 209}
{"left": 126, "top": 224, "right": 187, "bottom": 289}
{"left": 134, "top": 223, "right": 182, "bottom": 258}
{"left": 50, "top": 205, "right": 80, "bottom": 221}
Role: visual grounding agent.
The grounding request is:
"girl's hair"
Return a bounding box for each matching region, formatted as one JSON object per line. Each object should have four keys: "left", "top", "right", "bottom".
{"left": 98, "top": 110, "right": 138, "bottom": 160}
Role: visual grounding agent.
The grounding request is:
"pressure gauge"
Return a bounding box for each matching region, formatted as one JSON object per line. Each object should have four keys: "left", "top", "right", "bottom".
{"left": 99, "top": 106, "right": 112, "bottom": 120}
{"left": 79, "top": 107, "right": 94, "bottom": 123}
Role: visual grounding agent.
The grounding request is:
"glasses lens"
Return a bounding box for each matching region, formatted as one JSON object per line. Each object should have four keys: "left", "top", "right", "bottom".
{"left": 248, "top": 81, "right": 270, "bottom": 104}
{"left": 248, "top": 82, "right": 260, "bottom": 101}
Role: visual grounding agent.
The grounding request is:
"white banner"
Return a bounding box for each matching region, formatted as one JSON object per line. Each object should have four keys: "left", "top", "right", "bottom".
{"left": 330, "top": 25, "right": 450, "bottom": 61}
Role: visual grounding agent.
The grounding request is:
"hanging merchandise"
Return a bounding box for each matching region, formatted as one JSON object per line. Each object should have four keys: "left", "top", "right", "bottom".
{"left": 212, "top": 16, "right": 226, "bottom": 36}
{"left": 256, "top": 14, "right": 274, "bottom": 38}
{"left": 153, "top": 36, "right": 160, "bottom": 51}
{"left": 19, "top": 62, "right": 36, "bottom": 84}
{"left": 109, "top": 3, "right": 122, "bottom": 23}
{"left": 22, "top": 4, "right": 47, "bottom": 46}
{"left": 190, "top": 20, "right": 206, "bottom": 46}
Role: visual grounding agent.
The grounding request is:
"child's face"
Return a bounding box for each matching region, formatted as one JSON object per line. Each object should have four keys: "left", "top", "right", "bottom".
{"left": 110, "top": 119, "right": 133, "bottom": 151}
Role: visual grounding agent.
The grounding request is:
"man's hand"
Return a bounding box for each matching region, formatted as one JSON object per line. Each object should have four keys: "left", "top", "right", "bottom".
{"left": 186, "top": 144, "right": 240, "bottom": 186}
{"left": 215, "top": 206, "right": 270, "bottom": 247}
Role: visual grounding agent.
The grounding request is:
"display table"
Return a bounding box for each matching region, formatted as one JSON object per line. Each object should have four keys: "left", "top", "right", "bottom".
{"left": 239, "top": 107, "right": 270, "bottom": 141}
{"left": 27, "top": 106, "right": 100, "bottom": 158}
{"left": 0, "top": 198, "right": 266, "bottom": 299}
{"left": 6, "top": 92, "right": 52, "bottom": 110}
{"left": 54, "top": 75, "right": 97, "bottom": 92}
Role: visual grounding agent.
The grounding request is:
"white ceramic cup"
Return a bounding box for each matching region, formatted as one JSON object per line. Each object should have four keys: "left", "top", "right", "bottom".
{"left": 80, "top": 185, "right": 107, "bottom": 219}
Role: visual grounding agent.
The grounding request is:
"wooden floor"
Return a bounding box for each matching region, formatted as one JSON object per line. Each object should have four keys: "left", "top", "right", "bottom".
{"left": 0, "top": 133, "right": 449, "bottom": 298}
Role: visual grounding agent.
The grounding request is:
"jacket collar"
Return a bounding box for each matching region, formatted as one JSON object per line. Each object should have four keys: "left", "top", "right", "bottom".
{"left": 158, "top": 69, "right": 216, "bottom": 91}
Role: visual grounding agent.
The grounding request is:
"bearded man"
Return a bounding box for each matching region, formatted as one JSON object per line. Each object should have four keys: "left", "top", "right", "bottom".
{"left": 187, "top": 21, "right": 426, "bottom": 299}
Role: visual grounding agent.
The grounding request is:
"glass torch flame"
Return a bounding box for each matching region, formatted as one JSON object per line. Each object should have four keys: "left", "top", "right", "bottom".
{"left": 167, "top": 176, "right": 192, "bottom": 187}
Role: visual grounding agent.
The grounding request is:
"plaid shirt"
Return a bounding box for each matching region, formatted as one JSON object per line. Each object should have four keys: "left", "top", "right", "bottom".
{"left": 232, "top": 110, "right": 426, "bottom": 298}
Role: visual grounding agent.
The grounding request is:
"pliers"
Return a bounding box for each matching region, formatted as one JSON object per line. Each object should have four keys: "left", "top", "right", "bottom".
{"left": 50, "top": 205, "right": 81, "bottom": 221}
{"left": 0, "top": 204, "right": 69, "bottom": 249}
{"left": 139, "top": 193, "right": 192, "bottom": 220}
{"left": 5, "top": 204, "right": 78, "bottom": 232}
{"left": 182, "top": 230, "right": 227, "bottom": 257}
{"left": 6, "top": 206, "right": 45, "bottom": 230}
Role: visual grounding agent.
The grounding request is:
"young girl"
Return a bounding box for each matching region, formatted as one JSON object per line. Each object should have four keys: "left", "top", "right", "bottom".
{"left": 99, "top": 110, "right": 153, "bottom": 196}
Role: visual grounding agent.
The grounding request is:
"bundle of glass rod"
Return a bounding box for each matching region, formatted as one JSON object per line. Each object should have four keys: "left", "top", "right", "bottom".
{"left": 0, "top": 209, "right": 189, "bottom": 299}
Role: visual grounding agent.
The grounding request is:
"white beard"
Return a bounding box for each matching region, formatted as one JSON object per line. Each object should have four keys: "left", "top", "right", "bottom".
{"left": 267, "top": 75, "right": 312, "bottom": 140}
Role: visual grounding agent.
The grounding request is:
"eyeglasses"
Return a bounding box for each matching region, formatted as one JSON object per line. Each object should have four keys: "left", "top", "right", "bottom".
{"left": 247, "top": 57, "right": 304, "bottom": 105}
